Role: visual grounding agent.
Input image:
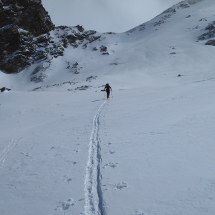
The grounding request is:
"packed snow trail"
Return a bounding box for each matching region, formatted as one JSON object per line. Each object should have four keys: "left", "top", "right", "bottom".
{"left": 85, "top": 100, "right": 107, "bottom": 215}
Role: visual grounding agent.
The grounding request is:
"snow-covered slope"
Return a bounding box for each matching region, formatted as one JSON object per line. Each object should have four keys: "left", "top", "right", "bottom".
{"left": 1, "top": 0, "right": 215, "bottom": 214}
{"left": 2, "top": 0, "right": 215, "bottom": 91}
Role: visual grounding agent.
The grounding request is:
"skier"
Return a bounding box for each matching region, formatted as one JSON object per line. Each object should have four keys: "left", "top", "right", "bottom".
{"left": 104, "top": 83, "right": 112, "bottom": 99}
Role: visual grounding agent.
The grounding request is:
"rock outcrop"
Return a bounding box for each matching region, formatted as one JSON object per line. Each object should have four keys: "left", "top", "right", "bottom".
{"left": 0, "top": 0, "right": 54, "bottom": 73}
{"left": 198, "top": 20, "right": 215, "bottom": 46}
{"left": 0, "top": 0, "right": 103, "bottom": 77}
{"left": 198, "top": 21, "right": 215, "bottom": 41}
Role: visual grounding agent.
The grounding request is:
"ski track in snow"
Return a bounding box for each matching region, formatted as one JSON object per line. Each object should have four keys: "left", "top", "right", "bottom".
{"left": 0, "top": 139, "right": 21, "bottom": 167}
{"left": 85, "top": 100, "right": 107, "bottom": 215}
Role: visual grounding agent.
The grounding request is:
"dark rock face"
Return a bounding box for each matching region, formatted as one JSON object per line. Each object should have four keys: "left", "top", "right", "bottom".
{"left": 0, "top": 0, "right": 109, "bottom": 79}
{"left": 100, "top": 45, "right": 109, "bottom": 55}
{"left": 198, "top": 21, "right": 215, "bottom": 46}
{"left": 0, "top": 0, "right": 54, "bottom": 36}
{"left": 198, "top": 21, "right": 215, "bottom": 41}
{"left": 205, "top": 39, "right": 215, "bottom": 46}
{"left": 0, "top": 87, "right": 11, "bottom": 92}
{"left": 0, "top": 0, "right": 103, "bottom": 77}
{"left": 0, "top": 0, "right": 54, "bottom": 73}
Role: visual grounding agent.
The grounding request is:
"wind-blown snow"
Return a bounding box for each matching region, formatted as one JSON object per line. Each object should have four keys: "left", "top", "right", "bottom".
{"left": 1, "top": 0, "right": 215, "bottom": 214}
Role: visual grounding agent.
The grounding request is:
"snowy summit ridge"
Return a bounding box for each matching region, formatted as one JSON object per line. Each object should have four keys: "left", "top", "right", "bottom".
{"left": 0, "top": 0, "right": 213, "bottom": 87}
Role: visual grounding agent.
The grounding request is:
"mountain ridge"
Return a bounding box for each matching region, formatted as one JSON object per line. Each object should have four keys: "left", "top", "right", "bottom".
{"left": 1, "top": 0, "right": 215, "bottom": 90}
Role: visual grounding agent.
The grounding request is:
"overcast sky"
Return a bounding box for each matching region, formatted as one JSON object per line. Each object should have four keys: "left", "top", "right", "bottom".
{"left": 42, "top": 0, "right": 181, "bottom": 33}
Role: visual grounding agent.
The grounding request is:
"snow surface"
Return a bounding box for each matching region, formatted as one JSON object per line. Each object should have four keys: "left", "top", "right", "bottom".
{"left": 1, "top": 0, "right": 215, "bottom": 214}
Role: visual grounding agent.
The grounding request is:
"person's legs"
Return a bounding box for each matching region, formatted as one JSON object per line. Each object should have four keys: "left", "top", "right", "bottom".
{"left": 106, "top": 90, "right": 110, "bottom": 99}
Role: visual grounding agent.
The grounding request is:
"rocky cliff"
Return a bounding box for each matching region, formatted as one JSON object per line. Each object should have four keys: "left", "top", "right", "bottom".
{"left": 0, "top": 0, "right": 54, "bottom": 73}
{"left": 0, "top": 0, "right": 104, "bottom": 76}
